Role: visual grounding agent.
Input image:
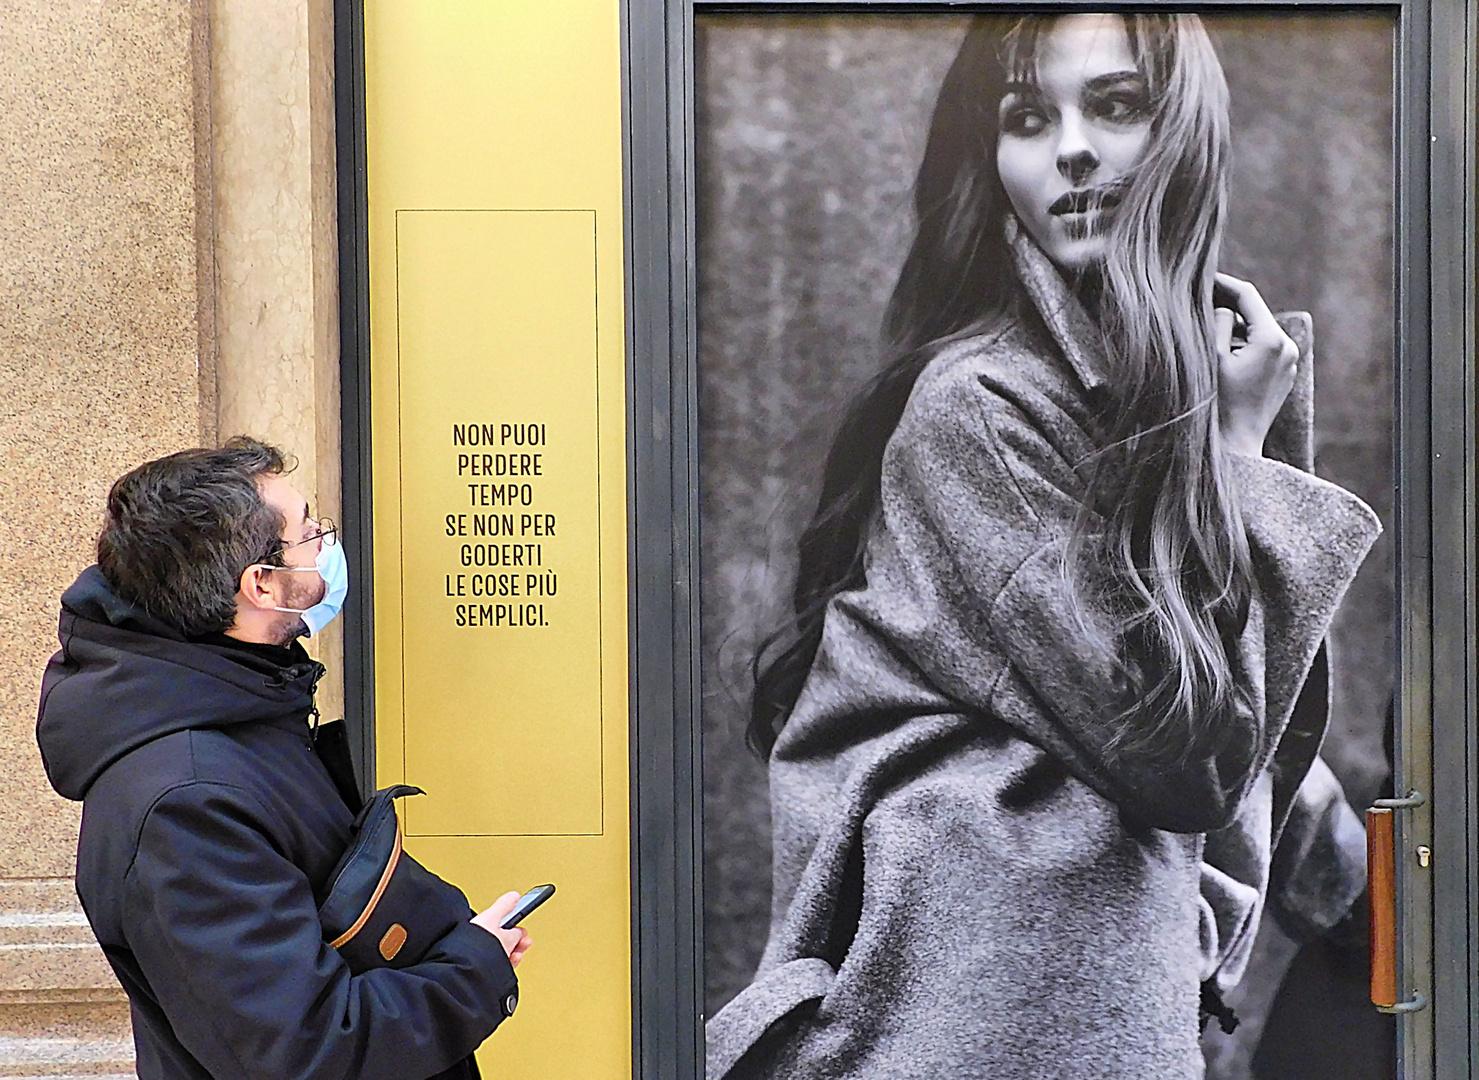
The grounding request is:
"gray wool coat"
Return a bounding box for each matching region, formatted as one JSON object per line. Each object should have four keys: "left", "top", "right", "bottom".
{"left": 706, "top": 226, "right": 1381, "bottom": 1080}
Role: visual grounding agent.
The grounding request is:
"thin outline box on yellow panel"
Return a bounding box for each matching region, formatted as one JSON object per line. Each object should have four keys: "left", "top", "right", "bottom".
{"left": 393, "top": 209, "right": 605, "bottom": 839}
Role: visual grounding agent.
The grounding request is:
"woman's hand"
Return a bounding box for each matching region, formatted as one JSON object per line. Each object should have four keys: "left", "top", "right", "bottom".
{"left": 1214, "top": 272, "right": 1298, "bottom": 457}
{"left": 472, "top": 891, "right": 533, "bottom": 968}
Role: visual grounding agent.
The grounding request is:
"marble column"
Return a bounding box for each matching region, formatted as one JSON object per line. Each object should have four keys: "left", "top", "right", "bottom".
{"left": 211, "top": 0, "right": 344, "bottom": 722}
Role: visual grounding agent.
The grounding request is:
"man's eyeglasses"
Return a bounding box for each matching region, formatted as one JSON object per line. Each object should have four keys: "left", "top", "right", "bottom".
{"left": 288, "top": 517, "right": 338, "bottom": 551}
{"left": 259, "top": 517, "right": 338, "bottom": 567}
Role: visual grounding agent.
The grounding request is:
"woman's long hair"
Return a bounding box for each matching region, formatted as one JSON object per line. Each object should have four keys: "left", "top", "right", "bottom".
{"left": 749, "top": 14, "right": 1253, "bottom": 764}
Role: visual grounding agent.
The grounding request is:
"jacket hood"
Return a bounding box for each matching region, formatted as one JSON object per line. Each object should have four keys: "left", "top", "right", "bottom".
{"left": 37, "top": 566, "right": 323, "bottom": 801}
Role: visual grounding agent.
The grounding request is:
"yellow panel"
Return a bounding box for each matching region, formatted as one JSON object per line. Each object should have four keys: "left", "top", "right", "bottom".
{"left": 411, "top": 832, "right": 631, "bottom": 1078}
{"left": 364, "top": 2, "right": 629, "bottom": 1076}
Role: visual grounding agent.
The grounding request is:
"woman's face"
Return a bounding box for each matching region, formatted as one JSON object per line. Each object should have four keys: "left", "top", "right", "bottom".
{"left": 995, "top": 15, "right": 1153, "bottom": 272}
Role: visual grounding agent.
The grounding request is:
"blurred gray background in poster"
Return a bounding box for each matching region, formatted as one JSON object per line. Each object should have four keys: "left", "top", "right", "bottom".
{"left": 696, "top": 12, "right": 1395, "bottom": 1074}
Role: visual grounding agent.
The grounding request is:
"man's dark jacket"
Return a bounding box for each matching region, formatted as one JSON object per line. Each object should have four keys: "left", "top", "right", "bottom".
{"left": 36, "top": 567, "right": 517, "bottom": 1080}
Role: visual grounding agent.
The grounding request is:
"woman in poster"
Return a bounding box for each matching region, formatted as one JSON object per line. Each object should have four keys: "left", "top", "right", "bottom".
{"left": 706, "top": 13, "right": 1379, "bottom": 1079}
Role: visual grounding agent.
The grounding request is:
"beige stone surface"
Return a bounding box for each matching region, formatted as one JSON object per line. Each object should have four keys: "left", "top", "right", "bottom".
{"left": 2, "top": 0, "right": 343, "bottom": 1069}
{"left": 0, "top": 0, "right": 212, "bottom": 1069}
{"left": 0, "top": 0, "right": 212, "bottom": 879}
{"left": 0, "top": 0, "right": 344, "bottom": 887}
{"left": 211, "top": 0, "right": 344, "bottom": 720}
{"left": 0, "top": 882, "right": 123, "bottom": 1006}
{"left": 0, "top": 1002, "right": 133, "bottom": 1077}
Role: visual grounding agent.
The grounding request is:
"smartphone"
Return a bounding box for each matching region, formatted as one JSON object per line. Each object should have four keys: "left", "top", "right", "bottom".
{"left": 500, "top": 884, "right": 556, "bottom": 929}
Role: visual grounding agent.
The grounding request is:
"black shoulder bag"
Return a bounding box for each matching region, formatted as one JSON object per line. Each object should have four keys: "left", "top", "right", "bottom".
{"left": 317, "top": 784, "right": 474, "bottom": 973}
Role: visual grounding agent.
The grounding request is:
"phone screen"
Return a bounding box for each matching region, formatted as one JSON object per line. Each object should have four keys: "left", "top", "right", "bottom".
{"left": 500, "top": 883, "right": 556, "bottom": 929}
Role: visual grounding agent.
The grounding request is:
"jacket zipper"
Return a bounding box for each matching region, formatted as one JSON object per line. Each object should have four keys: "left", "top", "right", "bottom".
{"left": 307, "top": 661, "right": 327, "bottom": 744}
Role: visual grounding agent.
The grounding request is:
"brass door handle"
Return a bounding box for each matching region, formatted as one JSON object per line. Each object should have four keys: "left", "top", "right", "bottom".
{"left": 1366, "top": 792, "right": 1428, "bottom": 1015}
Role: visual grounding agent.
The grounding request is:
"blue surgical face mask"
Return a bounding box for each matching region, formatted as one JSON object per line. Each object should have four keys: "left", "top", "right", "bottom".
{"left": 267, "top": 533, "right": 350, "bottom": 636}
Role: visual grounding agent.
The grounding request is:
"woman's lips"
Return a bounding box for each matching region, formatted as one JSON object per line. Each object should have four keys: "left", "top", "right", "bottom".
{"left": 1048, "top": 183, "right": 1126, "bottom": 216}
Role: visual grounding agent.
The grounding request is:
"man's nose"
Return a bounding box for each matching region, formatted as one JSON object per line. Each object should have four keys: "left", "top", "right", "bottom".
{"left": 1056, "top": 112, "right": 1099, "bottom": 186}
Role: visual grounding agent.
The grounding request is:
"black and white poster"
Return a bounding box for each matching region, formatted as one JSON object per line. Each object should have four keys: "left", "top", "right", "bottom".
{"left": 696, "top": 13, "right": 1396, "bottom": 1079}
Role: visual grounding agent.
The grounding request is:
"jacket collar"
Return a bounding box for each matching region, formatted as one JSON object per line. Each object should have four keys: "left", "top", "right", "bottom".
{"left": 37, "top": 567, "right": 324, "bottom": 801}
{"left": 1006, "top": 215, "right": 1110, "bottom": 395}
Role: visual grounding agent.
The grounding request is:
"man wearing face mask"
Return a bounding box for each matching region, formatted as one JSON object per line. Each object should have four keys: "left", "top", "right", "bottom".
{"left": 36, "top": 437, "right": 527, "bottom": 1080}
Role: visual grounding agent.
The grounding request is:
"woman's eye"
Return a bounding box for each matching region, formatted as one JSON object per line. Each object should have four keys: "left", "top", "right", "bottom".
{"left": 1000, "top": 103, "right": 1048, "bottom": 137}
{"left": 1088, "top": 90, "right": 1148, "bottom": 125}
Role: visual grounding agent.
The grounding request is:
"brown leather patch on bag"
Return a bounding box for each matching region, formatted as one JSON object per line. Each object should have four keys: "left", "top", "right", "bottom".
{"left": 379, "top": 923, "right": 408, "bottom": 961}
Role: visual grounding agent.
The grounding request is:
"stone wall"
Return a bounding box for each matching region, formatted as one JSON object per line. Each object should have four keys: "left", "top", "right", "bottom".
{"left": 0, "top": 0, "right": 339, "bottom": 1071}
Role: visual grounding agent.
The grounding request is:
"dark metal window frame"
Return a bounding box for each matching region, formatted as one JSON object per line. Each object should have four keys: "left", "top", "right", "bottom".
{"left": 336, "top": 1, "right": 1476, "bottom": 1076}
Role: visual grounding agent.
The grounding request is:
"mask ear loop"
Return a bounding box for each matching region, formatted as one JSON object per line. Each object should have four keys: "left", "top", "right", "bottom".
{"left": 251, "top": 563, "right": 323, "bottom": 615}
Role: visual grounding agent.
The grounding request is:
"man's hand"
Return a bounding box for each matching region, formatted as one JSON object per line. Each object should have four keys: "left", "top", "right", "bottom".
{"left": 472, "top": 891, "right": 533, "bottom": 968}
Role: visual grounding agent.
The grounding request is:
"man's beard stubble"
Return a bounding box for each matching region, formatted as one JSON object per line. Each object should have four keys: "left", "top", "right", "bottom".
{"left": 273, "top": 574, "right": 326, "bottom": 647}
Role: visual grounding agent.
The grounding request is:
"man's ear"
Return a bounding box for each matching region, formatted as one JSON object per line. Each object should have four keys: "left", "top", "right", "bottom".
{"left": 237, "top": 564, "right": 276, "bottom": 610}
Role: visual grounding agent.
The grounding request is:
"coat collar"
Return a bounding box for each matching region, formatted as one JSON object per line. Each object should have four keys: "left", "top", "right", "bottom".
{"left": 1006, "top": 215, "right": 1110, "bottom": 395}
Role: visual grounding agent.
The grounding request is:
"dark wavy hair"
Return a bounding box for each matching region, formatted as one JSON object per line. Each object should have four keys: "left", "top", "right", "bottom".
{"left": 749, "top": 14, "right": 1252, "bottom": 765}
{"left": 97, "top": 436, "right": 290, "bottom": 637}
